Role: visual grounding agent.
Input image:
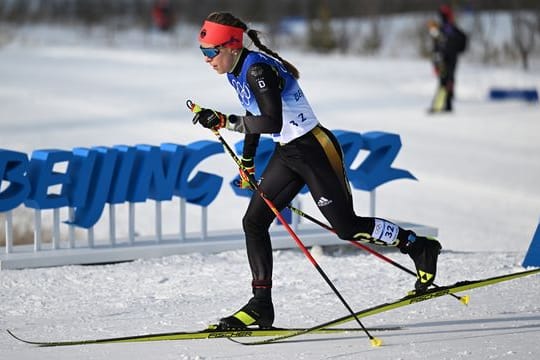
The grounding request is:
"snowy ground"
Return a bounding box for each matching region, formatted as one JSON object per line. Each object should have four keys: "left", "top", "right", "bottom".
{"left": 1, "top": 24, "right": 540, "bottom": 359}
{"left": 1, "top": 250, "right": 539, "bottom": 360}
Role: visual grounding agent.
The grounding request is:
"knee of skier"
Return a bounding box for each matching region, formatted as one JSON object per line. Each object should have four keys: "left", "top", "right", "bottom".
{"left": 242, "top": 212, "right": 271, "bottom": 235}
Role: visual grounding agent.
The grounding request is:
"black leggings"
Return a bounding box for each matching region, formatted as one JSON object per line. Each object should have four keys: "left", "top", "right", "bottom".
{"left": 242, "top": 126, "right": 409, "bottom": 283}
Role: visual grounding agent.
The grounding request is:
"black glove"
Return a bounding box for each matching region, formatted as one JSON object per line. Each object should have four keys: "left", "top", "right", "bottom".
{"left": 192, "top": 108, "right": 227, "bottom": 129}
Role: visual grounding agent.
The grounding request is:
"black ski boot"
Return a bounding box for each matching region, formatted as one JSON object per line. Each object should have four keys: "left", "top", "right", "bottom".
{"left": 400, "top": 233, "right": 442, "bottom": 293}
{"left": 218, "top": 288, "right": 274, "bottom": 330}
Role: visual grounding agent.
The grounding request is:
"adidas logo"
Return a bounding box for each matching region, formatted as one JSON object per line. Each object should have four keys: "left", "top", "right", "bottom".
{"left": 316, "top": 196, "right": 333, "bottom": 207}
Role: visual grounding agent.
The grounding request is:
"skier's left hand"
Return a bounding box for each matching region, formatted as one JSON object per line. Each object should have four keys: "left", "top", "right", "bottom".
{"left": 237, "top": 157, "right": 255, "bottom": 189}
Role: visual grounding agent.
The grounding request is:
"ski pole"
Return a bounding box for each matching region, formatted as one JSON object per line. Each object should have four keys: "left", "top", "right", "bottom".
{"left": 187, "top": 100, "right": 382, "bottom": 347}
{"left": 286, "top": 205, "right": 469, "bottom": 304}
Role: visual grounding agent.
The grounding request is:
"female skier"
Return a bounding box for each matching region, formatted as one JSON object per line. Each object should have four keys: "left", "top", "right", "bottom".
{"left": 192, "top": 12, "right": 441, "bottom": 330}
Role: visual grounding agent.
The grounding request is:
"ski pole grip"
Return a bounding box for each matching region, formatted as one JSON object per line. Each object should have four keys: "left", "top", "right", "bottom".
{"left": 186, "top": 99, "right": 204, "bottom": 125}
{"left": 186, "top": 99, "right": 202, "bottom": 113}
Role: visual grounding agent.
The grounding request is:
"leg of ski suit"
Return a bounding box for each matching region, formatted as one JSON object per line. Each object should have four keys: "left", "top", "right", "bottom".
{"left": 242, "top": 126, "right": 413, "bottom": 285}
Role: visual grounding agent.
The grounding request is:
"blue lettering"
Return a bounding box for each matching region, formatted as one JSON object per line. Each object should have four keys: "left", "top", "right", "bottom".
{"left": 24, "top": 149, "right": 72, "bottom": 209}
{"left": 232, "top": 130, "right": 415, "bottom": 196}
{"left": 0, "top": 131, "right": 415, "bottom": 227}
{"left": 348, "top": 131, "right": 417, "bottom": 191}
{"left": 294, "top": 89, "right": 304, "bottom": 101}
{"left": 109, "top": 145, "right": 137, "bottom": 204}
{"left": 128, "top": 145, "right": 162, "bottom": 202}
{"left": 149, "top": 143, "right": 186, "bottom": 201}
{"left": 175, "top": 140, "right": 223, "bottom": 206}
{"left": 0, "top": 149, "right": 31, "bottom": 212}
{"left": 69, "top": 147, "right": 118, "bottom": 228}
{"left": 62, "top": 147, "right": 97, "bottom": 208}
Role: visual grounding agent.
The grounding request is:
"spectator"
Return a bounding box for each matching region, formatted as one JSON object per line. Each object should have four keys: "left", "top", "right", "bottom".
{"left": 152, "top": 0, "right": 173, "bottom": 32}
{"left": 428, "top": 4, "right": 467, "bottom": 113}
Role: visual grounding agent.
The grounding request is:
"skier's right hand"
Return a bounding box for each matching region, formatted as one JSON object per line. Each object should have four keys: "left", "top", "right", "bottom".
{"left": 192, "top": 108, "right": 228, "bottom": 130}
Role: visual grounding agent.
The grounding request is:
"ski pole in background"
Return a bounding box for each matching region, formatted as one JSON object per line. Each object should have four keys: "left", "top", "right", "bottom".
{"left": 187, "top": 99, "right": 382, "bottom": 347}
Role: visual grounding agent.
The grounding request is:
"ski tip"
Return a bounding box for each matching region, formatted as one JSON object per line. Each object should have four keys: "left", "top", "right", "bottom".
{"left": 370, "top": 337, "right": 383, "bottom": 347}
{"left": 460, "top": 294, "right": 470, "bottom": 305}
{"left": 6, "top": 329, "right": 27, "bottom": 343}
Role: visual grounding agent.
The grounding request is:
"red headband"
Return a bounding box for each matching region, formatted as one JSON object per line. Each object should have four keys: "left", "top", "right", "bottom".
{"left": 198, "top": 20, "right": 244, "bottom": 49}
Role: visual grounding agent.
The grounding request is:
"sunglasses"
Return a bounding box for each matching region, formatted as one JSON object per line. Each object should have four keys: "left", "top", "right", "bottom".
{"left": 199, "top": 45, "right": 222, "bottom": 59}
{"left": 199, "top": 37, "right": 240, "bottom": 59}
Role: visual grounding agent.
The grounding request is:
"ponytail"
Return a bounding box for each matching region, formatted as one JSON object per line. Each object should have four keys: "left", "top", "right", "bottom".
{"left": 245, "top": 28, "right": 300, "bottom": 79}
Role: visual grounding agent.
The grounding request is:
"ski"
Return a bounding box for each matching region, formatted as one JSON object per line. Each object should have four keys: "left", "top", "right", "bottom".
{"left": 6, "top": 325, "right": 400, "bottom": 347}
{"left": 9, "top": 268, "right": 539, "bottom": 347}
{"left": 231, "top": 268, "right": 540, "bottom": 345}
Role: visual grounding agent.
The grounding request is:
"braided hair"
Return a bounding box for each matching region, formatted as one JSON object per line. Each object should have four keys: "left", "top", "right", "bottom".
{"left": 205, "top": 12, "right": 300, "bottom": 79}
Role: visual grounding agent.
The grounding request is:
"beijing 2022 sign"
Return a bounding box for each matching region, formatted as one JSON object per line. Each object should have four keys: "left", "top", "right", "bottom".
{"left": 0, "top": 130, "right": 415, "bottom": 228}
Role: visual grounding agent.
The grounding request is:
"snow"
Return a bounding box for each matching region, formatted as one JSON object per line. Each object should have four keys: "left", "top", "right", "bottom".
{"left": 1, "top": 23, "right": 540, "bottom": 359}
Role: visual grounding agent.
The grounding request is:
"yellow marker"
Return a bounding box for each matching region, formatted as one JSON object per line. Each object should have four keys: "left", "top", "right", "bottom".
{"left": 192, "top": 103, "right": 202, "bottom": 113}
{"left": 233, "top": 311, "right": 257, "bottom": 326}
{"left": 460, "top": 294, "right": 470, "bottom": 305}
{"left": 371, "top": 337, "right": 383, "bottom": 347}
{"left": 186, "top": 99, "right": 202, "bottom": 113}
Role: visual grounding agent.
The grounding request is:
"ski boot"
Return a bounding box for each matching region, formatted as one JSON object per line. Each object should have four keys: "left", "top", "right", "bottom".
{"left": 400, "top": 233, "right": 442, "bottom": 293}
{"left": 218, "top": 296, "right": 274, "bottom": 330}
{"left": 218, "top": 286, "right": 274, "bottom": 330}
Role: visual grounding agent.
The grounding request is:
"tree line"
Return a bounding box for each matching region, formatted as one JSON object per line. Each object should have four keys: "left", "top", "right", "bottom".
{"left": 1, "top": 0, "right": 538, "bottom": 70}
{"left": 1, "top": 0, "right": 539, "bottom": 25}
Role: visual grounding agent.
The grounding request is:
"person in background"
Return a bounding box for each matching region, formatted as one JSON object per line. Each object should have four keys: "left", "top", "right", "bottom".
{"left": 152, "top": 0, "right": 173, "bottom": 32}
{"left": 428, "top": 4, "right": 467, "bottom": 113}
{"left": 192, "top": 11, "right": 442, "bottom": 330}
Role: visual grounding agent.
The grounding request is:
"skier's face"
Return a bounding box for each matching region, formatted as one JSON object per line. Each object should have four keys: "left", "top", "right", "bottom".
{"left": 200, "top": 42, "right": 237, "bottom": 75}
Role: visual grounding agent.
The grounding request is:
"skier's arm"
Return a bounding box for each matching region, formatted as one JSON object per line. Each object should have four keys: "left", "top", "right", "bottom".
{"left": 227, "top": 62, "right": 283, "bottom": 134}
{"left": 241, "top": 131, "right": 260, "bottom": 161}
